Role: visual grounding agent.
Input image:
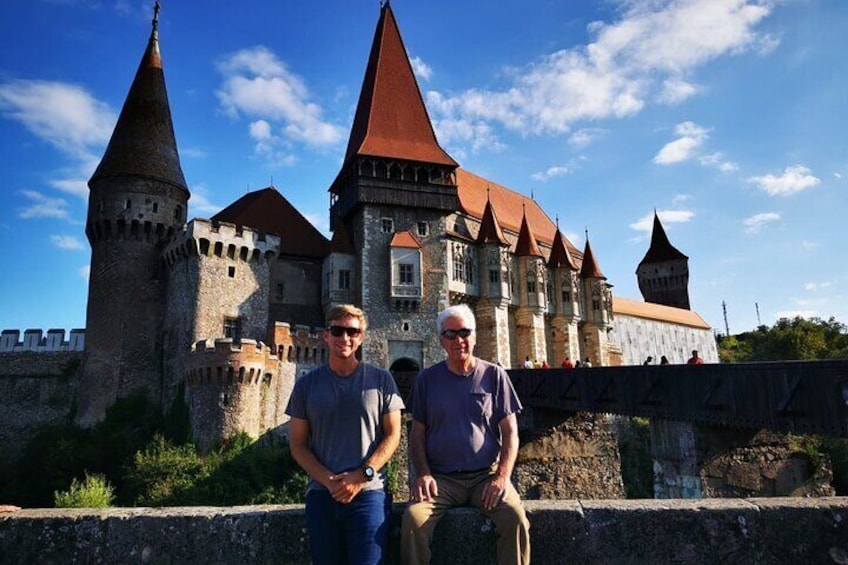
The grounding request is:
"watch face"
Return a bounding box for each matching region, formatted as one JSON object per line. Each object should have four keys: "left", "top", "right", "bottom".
{"left": 364, "top": 466, "right": 375, "bottom": 479}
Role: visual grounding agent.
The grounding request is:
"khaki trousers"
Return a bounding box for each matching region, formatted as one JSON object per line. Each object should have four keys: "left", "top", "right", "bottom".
{"left": 400, "top": 469, "right": 530, "bottom": 565}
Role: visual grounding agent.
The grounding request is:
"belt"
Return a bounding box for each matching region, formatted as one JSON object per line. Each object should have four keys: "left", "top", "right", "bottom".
{"left": 448, "top": 466, "right": 493, "bottom": 476}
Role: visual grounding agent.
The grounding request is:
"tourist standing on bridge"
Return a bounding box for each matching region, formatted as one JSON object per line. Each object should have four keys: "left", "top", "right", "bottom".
{"left": 286, "top": 304, "right": 404, "bottom": 565}
{"left": 687, "top": 350, "right": 704, "bottom": 365}
{"left": 401, "top": 304, "right": 530, "bottom": 565}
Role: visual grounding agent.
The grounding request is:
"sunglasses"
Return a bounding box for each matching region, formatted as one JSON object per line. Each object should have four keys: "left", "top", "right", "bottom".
{"left": 441, "top": 328, "right": 473, "bottom": 340}
{"left": 327, "top": 326, "right": 362, "bottom": 337}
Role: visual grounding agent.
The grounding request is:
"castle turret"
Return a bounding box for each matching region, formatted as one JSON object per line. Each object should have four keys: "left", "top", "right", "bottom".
{"left": 637, "top": 212, "right": 690, "bottom": 310}
{"left": 473, "top": 196, "right": 512, "bottom": 366}
{"left": 79, "top": 3, "right": 189, "bottom": 426}
{"left": 579, "top": 236, "right": 614, "bottom": 366}
{"left": 514, "top": 209, "right": 547, "bottom": 365}
{"left": 328, "top": 3, "right": 459, "bottom": 369}
{"left": 548, "top": 225, "right": 581, "bottom": 364}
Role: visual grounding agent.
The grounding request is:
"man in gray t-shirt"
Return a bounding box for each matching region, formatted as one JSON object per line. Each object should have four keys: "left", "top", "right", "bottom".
{"left": 286, "top": 304, "right": 404, "bottom": 565}
{"left": 401, "top": 304, "right": 530, "bottom": 565}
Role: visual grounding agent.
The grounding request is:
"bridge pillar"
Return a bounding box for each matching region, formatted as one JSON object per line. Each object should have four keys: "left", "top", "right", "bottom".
{"left": 650, "top": 420, "right": 836, "bottom": 499}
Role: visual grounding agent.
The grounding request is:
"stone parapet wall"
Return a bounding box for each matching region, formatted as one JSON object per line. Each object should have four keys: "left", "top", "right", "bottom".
{"left": 1, "top": 499, "right": 846, "bottom": 564}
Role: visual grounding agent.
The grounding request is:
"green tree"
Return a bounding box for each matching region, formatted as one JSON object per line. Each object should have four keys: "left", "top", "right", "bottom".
{"left": 54, "top": 473, "right": 115, "bottom": 508}
{"left": 718, "top": 316, "right": 848, "bottom": 362}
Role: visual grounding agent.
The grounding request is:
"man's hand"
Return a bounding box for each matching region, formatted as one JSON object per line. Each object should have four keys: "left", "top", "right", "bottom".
{"left": 327, "top": 472, "right": 365, "bottom": 504}
{"left": 482, "top": 475, "right": 508, "bottom": 510}
{"left": 412, "top": 474, "right": 439, "bottom": 502}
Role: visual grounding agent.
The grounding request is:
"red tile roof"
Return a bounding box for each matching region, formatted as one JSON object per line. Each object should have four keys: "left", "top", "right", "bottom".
{"left": 515, "top": 212, "right": 543, "bottom": 257}
{"left": 390, "top": 230, "right": 423, "bottom": 249}
{"left": 476, "top": 198, "right": 508, "bottom": 246}
{"left": 579, "top": 239, "right": 606, "bottom": 280}
{"left": 211, "top": 187, "right": 329, "bottom": 259}
{"left": 343, "top": 3, "right": 457, "bottom": 168}
{"left": 613, "top": 296, "right": 710, "bottom": 329}
{"left": 548, "top": 229, "right": 578, "bottom": 270}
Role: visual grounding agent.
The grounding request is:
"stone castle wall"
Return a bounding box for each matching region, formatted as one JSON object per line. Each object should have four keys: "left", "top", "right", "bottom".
{"left": 0, "top": 352, "right": 80, "bottom": 460}
{"left": 610, "top": 313, "right": 718, "bottom": 365}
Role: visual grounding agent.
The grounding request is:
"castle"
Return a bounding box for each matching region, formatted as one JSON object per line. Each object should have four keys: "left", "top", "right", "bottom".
{"left": 1, "top": 3, "right": 717, "bottom": 451}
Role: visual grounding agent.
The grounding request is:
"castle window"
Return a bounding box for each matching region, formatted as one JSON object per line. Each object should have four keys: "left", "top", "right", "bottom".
{"left": 489, "top": 269, "right": 500, "bottom": 284}
{"left": 562, "top": 290, "right": 571, "bottom": 303}
{"left": 527, "top": 280, "right": 536, "bottom": 294}
{"left": 153, "top": 202, "right": 158, "bottom": 213}
{"left": 223, "top": 317, "right": 242, "bottom": 341}
{"left": 417, "top": 222, "right": 428, "bottom": 237}
{"left": 546, "top": 281, "right": 554, "bottom": 304}
{"left": 125, "top": 199, "right": 132, "bottom": 210}
{"left": 276, "top": 283, "right": 285, "bottom": 300}
{"left": 381, "top": 218, "right": 394, "bottom": 234}
{"left": 399, "top": 263, "right": 414, "bottom": 285}
{"left": 228, "top": 266, "right": 236, "bottom": 278}
{"left": 174, "top": 205, "right": 182, "bottom": 221}
{"left": 339, "top": 269, "right": 351, "bottom": 290}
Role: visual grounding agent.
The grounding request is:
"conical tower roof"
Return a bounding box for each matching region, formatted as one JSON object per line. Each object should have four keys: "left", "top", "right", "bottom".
{"left": 548, "top": 228, "right": 578, "bottom": 270}
{"left": 476, "top": 194, "right": 508, "bottom": 246}
{"left": 342, "top": 2, "right": 457, "bottom": 168}
{"left": 515, "top": 209, "right": 543, "bottom": 258}
{"left": 639, "top": 212, "right": 688, "bottom": 265}
{"left": 580, "top": 239, "right": 606, "bottom": 280}
{"left": 89, "top": 7, "right": 188, "bottom": 194}
{"left": 213, "top": 187, "right": 329, "bottom": 259}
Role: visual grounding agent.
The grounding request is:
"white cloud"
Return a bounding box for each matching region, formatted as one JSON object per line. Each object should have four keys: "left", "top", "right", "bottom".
{"left": 801, "top": 239, "right": 820, "bottom": 251}
{"left": 531, "top": 157, "right": 586, "bottom": 181}
{"left": 0, "top": 79, "right": 115, "bottom": 160}
{"left": 50, "top": 235, "right": 85, "bottom": 250}
{"left": 410, "top": 56, "right": 433, "bottom": 82}
{"left": 18, "top": 190, "right": 71, "bottom": 220}
{"left": 181, "top": 147, "right": 207, "bottom": 159}
{"left": 804, "top": 281, "right": 832, "bottom": 291}
{"left": 742, "top": 212, "right": 780, "bottom": 234}
{"left": 78, "top": 265, "right": 90, "bottom": 281}
{"left": 748, "top": 165, "right": 821, "bottom": 196}
{"left": 216, "top": 46, "right": 345, "bottom": 150}
{"left": 568, "top": 128, "right": 606, "bottom": 148}
{"left": 699, "top": 152, "right": 738, "bottom": 173}
{"left": 630, "top": 209, "right": 694, "bottom": 232}
{"left": 426, "top": 0, "right": 775, "bottom": 143}
{"left": 188, "top": 183, "right": 224, "bottom": 218}
{"left": 835, "top": 172, "right": 843, "bottom": 180}
{"left": 653, "top": 121, "right": 709, "bottom": 164}
{"left": 672, "top": 194, "right": 691, "bottom": 205}
{"left": 0, "top": 80, "right": 116, "bottom": 202}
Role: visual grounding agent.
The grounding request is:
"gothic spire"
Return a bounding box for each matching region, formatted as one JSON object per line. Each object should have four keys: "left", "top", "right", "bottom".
{"left": 548, "top": 228, "right": 578, "bottom": 270}
{"left": 639, "top": 212, "right": 688, "bottom": 265}
{"left": 476, "top": 190, "right": 508, "bottom": 246}
{"left": 515, "top": 208, "right": 543, "bottom": 258}
{"left": 89, "top": 1, "right": 188, "bottom": 193}
{"left": 342, "top": 2, "right": 457, "bottom": 167}
{"left": 579, "top": 237, "right": 606, "bottom": 280}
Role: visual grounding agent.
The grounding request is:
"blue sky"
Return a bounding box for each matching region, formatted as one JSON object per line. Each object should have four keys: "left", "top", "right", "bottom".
{"left": 1, "top": 0, "right": 846, "bottom": 336}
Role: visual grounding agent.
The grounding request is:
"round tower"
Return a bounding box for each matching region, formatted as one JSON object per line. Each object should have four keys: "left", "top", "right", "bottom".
{"left": 78, "top": 4, "right": 189, "bottom": 426}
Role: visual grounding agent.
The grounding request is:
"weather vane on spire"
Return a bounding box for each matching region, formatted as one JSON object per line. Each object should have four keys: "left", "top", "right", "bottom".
{"left": 153, "top": 1, "right": 161, "bottom": 31}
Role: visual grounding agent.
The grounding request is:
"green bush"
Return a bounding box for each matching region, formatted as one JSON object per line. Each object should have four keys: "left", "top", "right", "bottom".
{"left": 617, "top": 417, "right": 653, "bottom": 499}
{"left": 54, "top": 473, "right": 115, "bottom": 508}
{"left": 124, "top": 434, "right": 208, "bottom": 506}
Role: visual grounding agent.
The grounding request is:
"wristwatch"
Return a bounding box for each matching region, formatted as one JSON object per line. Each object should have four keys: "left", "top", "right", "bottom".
{"left": 362, "top": 465, "right": 375, "bottom": 481}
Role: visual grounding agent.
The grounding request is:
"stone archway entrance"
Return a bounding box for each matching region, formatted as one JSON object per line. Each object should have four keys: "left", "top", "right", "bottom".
{"left": 389, "top": 357, "right": 420, "bottom": 399}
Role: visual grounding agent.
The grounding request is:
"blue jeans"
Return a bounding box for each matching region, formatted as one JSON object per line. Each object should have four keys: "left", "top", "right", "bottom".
{"left": 305, "top": 488, "right": 389, "bottom": 565}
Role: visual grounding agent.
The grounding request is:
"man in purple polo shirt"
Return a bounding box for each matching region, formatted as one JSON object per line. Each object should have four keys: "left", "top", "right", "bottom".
{"left": 401, "top": 304, "right": 530, "bottom": 565}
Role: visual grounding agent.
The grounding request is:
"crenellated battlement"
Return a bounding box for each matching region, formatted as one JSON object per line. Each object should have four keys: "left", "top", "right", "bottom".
{"left": 271, "top": 322, "right": 328, "bottom": 365}
{"left": 86, "top": 218, "right": 175, "bottom": 245}
{"left": 0, "top": 329, "right": 85, "bottom": 353}
{"left": 184, "top": 338, "right": 279, "bottom": 388}
{"left": 162, "top": 218, "right": 281, "bottom": 267}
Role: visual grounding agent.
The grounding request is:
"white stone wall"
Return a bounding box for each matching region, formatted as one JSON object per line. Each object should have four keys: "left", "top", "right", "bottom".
{"left": 610, "top": 313, "right": 718, "bottom": 365}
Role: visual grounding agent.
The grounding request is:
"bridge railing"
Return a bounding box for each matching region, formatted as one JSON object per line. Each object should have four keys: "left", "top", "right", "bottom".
{"left": 507, "top": 360, "right": 848, "bottom": 437}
